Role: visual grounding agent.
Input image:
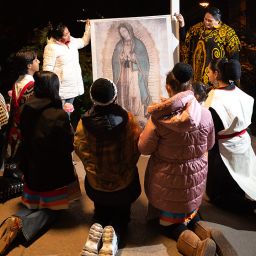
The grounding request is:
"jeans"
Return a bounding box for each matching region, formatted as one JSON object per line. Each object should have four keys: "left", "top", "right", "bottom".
{"left": 15, "top": 207, "right": 58, "bottom": 242}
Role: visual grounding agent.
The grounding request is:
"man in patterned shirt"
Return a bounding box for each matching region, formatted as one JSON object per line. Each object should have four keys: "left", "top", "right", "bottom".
{"left": 175, "top": 7, "right": 240, "bottom": 86}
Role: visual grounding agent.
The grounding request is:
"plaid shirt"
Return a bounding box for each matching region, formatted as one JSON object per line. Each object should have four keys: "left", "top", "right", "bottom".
{"left": 74, "top": 110, "right": 141, "bottom": 192}
{"left": 0, "top": 93, "right": 8, "bottom": 129}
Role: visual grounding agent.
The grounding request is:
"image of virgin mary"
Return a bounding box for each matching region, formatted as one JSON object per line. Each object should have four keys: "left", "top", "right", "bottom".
{"left": 112, "top": 22, "right": 151, "bottom": 117}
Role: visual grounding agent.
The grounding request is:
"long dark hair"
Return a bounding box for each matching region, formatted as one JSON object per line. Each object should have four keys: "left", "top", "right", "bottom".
{"left": 15, "top": 49, "right": 37, "bottom": 76}
{"left": 192, "top": 81, "right": 207, "bottom": 102}
{"left": 209, "top": 58, "right": 241, "bottom": 85}
{"left": 47, "top": 22, "right": 67, "bottom": 40}
{"left": 34, "top": 71, "right": 62, "bottom": 107}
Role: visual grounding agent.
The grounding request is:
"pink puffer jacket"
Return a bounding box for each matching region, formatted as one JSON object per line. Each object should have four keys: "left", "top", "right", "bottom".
{"left": 138, "top": 90, "right": 215, "bottom": 213}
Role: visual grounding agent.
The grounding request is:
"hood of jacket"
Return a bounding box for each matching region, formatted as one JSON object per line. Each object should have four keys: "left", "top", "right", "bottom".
{"left": 22, "top": 96, "right": 62, "bottom": 113}
{"left": 82, "top": 103, "right": 128, "bottom": 139}
{"left": 148, "top": 90, "right": 202, "bottom": 133}
{"left": 20, "top": 96, "right": 63, "bottom": 137}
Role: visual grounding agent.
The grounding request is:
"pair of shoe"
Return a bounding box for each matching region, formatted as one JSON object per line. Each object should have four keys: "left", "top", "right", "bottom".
{"left": 177, "top": 229, "right": 216, "bottom": 256}
{"left": 194, "top": 221, "right": 238, "bottom": 256}
{"left": 0, "top": 216, "right": 22, "bottom": 255}
{"left": 81, "top": 223, "right": 118, "bottom": 256}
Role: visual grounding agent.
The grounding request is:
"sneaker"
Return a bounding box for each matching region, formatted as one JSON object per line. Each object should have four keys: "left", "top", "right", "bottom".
{"left": 0, "top": 216, "right": 22, "bottom": 254}
{"left": 99, "top": 226, "right": 118, "bottom": 256}
{"left": 81, "top": 223, "right": 103, "bottom": 256}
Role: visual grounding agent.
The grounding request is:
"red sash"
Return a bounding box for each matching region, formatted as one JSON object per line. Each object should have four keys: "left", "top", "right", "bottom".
{"left": 217, "top": 129, "right": 246, "bottom": 140}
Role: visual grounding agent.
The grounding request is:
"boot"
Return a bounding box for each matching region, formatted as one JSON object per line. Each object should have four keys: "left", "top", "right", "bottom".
{"left": 194, "top": 221, "right": 238, "bottom": 256}
{"left": 0, "top": 216, "right": 22, "bottom": 255}
{"left": 177, "top": 230, "right": 216, "bottom": 256}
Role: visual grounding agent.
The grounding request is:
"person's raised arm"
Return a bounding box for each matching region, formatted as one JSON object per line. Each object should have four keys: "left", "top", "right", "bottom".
{"left": 82, "top": 19, "right": 91, "bottom": 45}
{"left": 174, "top": 13, "right": 186, "bottom": 42}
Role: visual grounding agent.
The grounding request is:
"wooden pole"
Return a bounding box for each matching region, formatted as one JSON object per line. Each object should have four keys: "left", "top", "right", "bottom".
{"left": 170, "top": 0, "right": 180, "bottom": 63}
{"left": 170, "top": 0, "right": 180, "bottom": 15}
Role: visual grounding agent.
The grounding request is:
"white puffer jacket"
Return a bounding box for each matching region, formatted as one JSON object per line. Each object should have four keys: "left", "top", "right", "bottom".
{"left": 43, "top": 29, "right": 90, "bottom": 100}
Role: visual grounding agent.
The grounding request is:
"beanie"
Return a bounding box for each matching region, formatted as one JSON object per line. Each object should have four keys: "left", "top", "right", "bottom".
{"left": 172, "top": 63, "right": 193, "bottom": 83}
{"left": 90, "top": 78, "right": 117, "bottom": 106}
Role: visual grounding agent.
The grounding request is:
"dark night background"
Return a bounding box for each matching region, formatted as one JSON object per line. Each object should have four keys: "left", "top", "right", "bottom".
{"left": 0, "top": 0, "right": 255, "bottom": 94}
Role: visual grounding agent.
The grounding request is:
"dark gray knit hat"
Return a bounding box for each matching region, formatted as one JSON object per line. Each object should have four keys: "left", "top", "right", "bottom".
{"left": 90, "top": 78, "right": 117, "bottom": 106}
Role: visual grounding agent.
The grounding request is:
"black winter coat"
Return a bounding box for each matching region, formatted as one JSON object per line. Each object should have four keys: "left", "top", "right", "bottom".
{"left": 20, "top": 96, "right": 76, "bottom": 191}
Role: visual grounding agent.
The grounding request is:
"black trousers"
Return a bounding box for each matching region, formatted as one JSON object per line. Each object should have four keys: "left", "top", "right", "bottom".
{"left": 207, "top": 147, "right": 256, "bottom": 214}
{"left": 93, "top": 202, "right": 131, "bottom": 245}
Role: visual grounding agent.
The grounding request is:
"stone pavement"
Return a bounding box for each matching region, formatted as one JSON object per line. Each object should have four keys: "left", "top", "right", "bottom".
{"left": 1, "top": 150, "right": 256, "bottom": 255}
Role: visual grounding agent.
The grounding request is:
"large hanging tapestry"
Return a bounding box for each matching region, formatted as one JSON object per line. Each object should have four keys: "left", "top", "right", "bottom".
{"left": 91, "top": 15, "right": 179, "bottom": 125}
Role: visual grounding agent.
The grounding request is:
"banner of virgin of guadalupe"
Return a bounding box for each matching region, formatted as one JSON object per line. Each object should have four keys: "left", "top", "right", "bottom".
{"left": 91, "top": 15, "right": 179, "bottom": 126}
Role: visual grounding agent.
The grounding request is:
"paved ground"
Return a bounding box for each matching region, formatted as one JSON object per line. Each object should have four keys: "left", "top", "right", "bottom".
{"left": 1, "top": 146, "right": 256, "bottom": 255}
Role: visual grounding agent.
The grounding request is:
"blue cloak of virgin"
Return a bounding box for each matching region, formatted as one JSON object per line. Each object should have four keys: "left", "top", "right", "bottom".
{"left": 112, "top": 25, "right": 151, "bottom": 112}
